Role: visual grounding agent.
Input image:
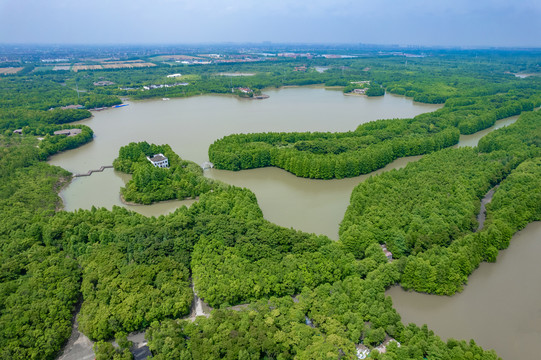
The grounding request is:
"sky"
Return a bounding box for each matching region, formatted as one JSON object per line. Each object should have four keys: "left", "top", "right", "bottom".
{"left": 0, "top": 0, "right": 540, "bottom": 47}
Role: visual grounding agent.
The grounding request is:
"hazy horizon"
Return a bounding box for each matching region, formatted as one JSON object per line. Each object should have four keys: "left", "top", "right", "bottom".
{"left": 1, "top": 0, "right": 540, "bottom": 47}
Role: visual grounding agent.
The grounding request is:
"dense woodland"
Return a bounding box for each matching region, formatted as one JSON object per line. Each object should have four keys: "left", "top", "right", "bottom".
{"left": 0, "top": 49, "right": 540, "bottom": 359}
{"left": 113, "top": 142, "right": 220, "bottom": 204}
{"left": 399, "top": 111, "right": 541, "bottom": 294}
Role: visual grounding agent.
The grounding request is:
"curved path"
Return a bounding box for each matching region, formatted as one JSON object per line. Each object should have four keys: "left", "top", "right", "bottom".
{"left": 476, "top": 185, "right": 498, "bottom": 231}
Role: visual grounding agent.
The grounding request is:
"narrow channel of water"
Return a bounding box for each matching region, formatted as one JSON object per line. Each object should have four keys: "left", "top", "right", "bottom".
{"left": 476, "top": 186, "right": 498, "bottom": 231}
{"left": 453, "top": 115, "right": 519, "bottom": 149}
{"left": 206, "top": 155, "right": 422, "bottom": 239}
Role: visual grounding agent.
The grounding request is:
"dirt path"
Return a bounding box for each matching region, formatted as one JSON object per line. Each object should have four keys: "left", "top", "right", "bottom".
{"left": 476, "top": 185, "right": 498, "bottom": 231}
{"left": 56, "top": 310, "right": 94, "bottom": 360}
{"left": 56, "top": 283, "right": 244, "bottom": 360}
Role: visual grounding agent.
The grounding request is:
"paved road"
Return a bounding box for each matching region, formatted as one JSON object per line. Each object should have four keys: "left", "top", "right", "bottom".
{"left": 128, "top": 332, "right": 151, "bottom": 360}
{"left": 57, "top": 319, "right": 94, "bottom": 360}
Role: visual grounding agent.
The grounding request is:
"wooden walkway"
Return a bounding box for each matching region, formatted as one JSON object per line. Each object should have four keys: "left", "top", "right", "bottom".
{"left": 73, "top": 166, "right": 113, "bottom": 177}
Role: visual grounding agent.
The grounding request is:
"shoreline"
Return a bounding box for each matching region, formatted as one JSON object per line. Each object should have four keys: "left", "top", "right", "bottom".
{"left": 54, "top": 174, "right": 74, "bottom": 212}
{"left": 113, "top": 84, "right": 446, "bottom": 109}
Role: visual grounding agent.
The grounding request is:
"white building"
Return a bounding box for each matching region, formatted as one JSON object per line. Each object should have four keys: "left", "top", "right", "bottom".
{"left": 147, "top": 154, "right": 169, "bottom": 168}
{"left": 167, "top": 73, "right": 182, "bottom": 78}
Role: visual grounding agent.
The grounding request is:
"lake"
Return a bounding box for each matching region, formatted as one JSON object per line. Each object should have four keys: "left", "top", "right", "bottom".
{"left": 49, "top": 87, "right": 441, "bottom": 237}
{"left": 50, "top": 88, "right": 520, "bottom": 239}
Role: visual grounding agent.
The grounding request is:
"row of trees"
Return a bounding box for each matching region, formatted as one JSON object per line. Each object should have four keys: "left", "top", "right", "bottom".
{"left": 209, "top": 90, "right": 538, "bottom": 179}
{"left": 38, "top": 125, "right": 94, "bottom": 159}
{"left": 209, "top": 126, "right": 460, "bottom": 179}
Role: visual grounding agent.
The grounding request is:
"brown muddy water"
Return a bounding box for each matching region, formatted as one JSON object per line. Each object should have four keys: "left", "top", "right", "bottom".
{"left": 49, "top": 87, "right": 440, "bottom": 231}
{"left": 50, "top": 89, "right": 520, "bottom": 237}
{"left": 387, "top": 222, "right": 541, "bottom": 360}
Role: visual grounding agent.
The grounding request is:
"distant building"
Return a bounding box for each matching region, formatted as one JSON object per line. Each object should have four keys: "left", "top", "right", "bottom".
{"left": 167, "top": 73, "right": 182, "bottom": 78}
{"left": 294, "top": 66, "right": 307, "bottom": 72}
{"left": 237, "top": 87, "right": 252, "bottom": 93}
{"left": 13, "top": 129, "right": 23, "bottom": 134}
{"left": 93, "top": 81, "right": 115, "bottom": 86}
{"left": 374, "top": 338, "right": 401, "bottom": 354}
{"left": 53, "top": 129, "right": 82, "bottom": 137}
{"left": 353, "top": 88, "right": 367, "bottom": 95}
{"left": 60, "top": 104, "right": 84, "bottom": 110}
{"left": 142, "top": 83, "right": 189, "bottom": 91}
{"left": 41, "top": 58, "right": 69, "bottom": 63}
{"left": 147, "top": 153, "right": 169, "bottom": 168}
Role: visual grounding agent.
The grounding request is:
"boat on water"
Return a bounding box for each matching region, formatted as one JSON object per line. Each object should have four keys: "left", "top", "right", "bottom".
{"left": 162, "top": 98, "right": 170, "bottom": 101}
{"left": 113, "top": 104, "right": 129, "bottom": 108}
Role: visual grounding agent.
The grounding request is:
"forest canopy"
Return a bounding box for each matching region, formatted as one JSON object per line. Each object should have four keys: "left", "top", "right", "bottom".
{"left": 1, "top": 49, "right": 540, "bottom": 359}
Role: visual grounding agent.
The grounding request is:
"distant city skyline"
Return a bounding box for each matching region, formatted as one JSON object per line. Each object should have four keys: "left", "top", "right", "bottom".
{"left": 1, "top": 0, "right": 539, "bottom": 47}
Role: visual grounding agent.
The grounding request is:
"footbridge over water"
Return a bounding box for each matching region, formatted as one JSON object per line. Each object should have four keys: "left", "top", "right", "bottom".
{"left": 73, "top": 166, "right": 113, "bottom": 177}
